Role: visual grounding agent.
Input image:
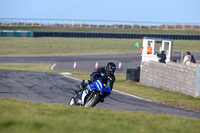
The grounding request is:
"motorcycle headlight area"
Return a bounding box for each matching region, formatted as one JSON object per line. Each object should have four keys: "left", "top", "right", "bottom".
{"left": 88, "top": 80, "right": 103, "bottom": 91}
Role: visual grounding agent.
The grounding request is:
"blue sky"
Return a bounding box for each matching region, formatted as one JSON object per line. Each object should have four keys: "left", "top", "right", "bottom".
{"left": 0, "top": 0, "right": 199, "bottom": 23}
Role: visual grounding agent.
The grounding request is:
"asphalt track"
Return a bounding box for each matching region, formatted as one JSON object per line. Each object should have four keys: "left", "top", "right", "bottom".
{"left": 0, "top": 52, "right": 200, "bottom": 73}
{"left": 0, "top": 53, "right": 200, "bottom": 118}
{"left": 0, "top": 70, "right": 200, "bottom": 118}
{"left": 0, "top": 53, "right": 142, "bottom": 73}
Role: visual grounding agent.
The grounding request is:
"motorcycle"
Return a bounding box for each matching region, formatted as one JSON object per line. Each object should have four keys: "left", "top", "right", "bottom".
{"left": 68, "top": 78, "right": 111, "bottom": 107}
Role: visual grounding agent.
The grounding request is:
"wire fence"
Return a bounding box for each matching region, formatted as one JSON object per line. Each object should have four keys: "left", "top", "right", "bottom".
{"left": 0, "top": 18, "right": 200, "bottom": 31}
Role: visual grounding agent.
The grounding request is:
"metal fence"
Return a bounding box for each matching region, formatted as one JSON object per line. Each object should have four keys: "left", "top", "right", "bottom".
{"left": 1, "top": 18, "right": 200, "bottom": 31}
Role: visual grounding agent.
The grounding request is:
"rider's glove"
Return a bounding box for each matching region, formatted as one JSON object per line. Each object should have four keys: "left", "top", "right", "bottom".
{"left": 90, "top": 73, "right": 101, "bottom": 82}
{"left": 90, "top": 76, "right": 95, "bottom": 82}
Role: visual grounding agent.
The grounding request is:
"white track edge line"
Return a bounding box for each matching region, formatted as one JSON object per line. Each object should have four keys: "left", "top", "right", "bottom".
{"left": 59, "top": 73, "right": 152, "bottom": 102}
{"left": 59, "top": 73, "right": 82, "bottom": 81}
{"left": 51, "top": 63, "right": 57, "bottom": 70}
{"left": 112, "top": 89, "right": 152, "bottom": 102}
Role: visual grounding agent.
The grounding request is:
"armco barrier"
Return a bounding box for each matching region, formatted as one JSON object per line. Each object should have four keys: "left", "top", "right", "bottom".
{"left": 33, "top": 31, "right": 200, "bottom": 40}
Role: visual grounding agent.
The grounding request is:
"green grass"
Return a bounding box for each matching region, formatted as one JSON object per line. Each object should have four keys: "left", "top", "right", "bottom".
{"left": 0, "top": 37, "right": 200, "bottom": 56}
{"left": 1, "top": 34, "right": 200, "bottom": 132}
{"left": 0, "top": 64, "right": 53, "bottom": 72}
{"left": 1, "top": 98, "right": 200, "bottom": 133}
{"left": 0, "top": 37, "right": 142, "bottom": 56}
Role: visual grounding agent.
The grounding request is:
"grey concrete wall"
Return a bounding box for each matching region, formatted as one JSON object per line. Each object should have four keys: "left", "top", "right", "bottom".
{"left": 140, "top": 61, "right": 200, "bottom": 97}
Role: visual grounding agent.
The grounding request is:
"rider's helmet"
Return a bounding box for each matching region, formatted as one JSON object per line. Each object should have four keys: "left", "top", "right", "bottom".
{"left": 106, "top": 62, "right": 116, "bottom": 75}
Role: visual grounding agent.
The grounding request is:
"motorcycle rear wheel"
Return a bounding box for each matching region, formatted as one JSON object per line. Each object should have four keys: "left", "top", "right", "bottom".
{"left": 84, "top": 91, "right": 101, "bottom": 107}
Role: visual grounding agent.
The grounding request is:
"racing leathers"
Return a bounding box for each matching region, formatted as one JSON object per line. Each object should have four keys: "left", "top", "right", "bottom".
{"left": 90, "top": 67, "right": 115, "bottom": 91}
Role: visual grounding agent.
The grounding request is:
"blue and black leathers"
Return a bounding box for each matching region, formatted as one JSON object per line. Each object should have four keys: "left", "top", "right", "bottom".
{"left": 90, "top": 67, "right": 115, "bottom": 90}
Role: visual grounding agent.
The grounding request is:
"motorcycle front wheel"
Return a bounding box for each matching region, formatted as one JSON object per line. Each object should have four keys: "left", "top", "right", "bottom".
{"left": 68, "top": 93, "right": 79, "bottom": 106}
{"left": 84, "top": 91, "right": 101, "bottom": 107}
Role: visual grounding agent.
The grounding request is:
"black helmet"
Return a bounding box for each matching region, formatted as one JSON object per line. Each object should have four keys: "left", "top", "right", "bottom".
{"left": 106, "top": 62, "right": 116, "bottom": 74}
{"left": 186, "top": 51, "right": 191, "bottom": 55}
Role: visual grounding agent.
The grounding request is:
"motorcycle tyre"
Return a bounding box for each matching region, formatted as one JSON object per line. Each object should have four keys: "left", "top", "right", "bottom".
{"left": 84, "top": 91, "right": 101, "bottom": 107}
{"left": 68, "top": 94, "right": 78, "bottom": 106}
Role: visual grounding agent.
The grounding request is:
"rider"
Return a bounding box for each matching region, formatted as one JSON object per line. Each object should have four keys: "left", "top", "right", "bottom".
{"left": 75, "top": 62, "right": 116, "bottom": 100}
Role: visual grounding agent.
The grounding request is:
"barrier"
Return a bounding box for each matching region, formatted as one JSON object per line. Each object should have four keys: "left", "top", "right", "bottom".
{"left": 140, "top": 61, "right": 200, "bottom": 97}
{"left": 0, "top": 30, "right": 33, "bottom": 37}
{"left": 126, "top": 67, "right": 140, "bottom": 82}
{"left": 33, "top": 31, "right": 200, "bottom": 40}
{"left": 1, "top": 30, "right": 200, "bottom": 40}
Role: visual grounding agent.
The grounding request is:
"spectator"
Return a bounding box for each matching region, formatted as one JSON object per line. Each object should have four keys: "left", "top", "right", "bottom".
{"left": 183, "top": 51, "right": 191, "bottom": 65}
{"left": 155, "top": 52, "right": 161, "bottom": 62}
{"left": 159, "top": 51, "right": 166, "bottom": 63}
{"left": 190, "top": 54, "right": 196, "bottom": 63}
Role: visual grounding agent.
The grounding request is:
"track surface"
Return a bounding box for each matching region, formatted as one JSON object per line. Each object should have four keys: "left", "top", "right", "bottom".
{"left": 0, "top": 52, "right": 200, "bottom": 73}
{"left": 0, "top": 70, "right": 200, "bottom": 118}
{"left": 0, "top": 53, "right": 142, "bottom": 73}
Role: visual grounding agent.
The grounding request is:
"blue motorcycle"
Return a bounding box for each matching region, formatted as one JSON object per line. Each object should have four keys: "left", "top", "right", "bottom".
{"left": 68, "top": 78, "right": 111, "bottom": 107}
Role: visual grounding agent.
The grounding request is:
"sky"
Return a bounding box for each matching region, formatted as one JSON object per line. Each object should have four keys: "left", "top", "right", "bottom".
{"left": 0, "top": 0, "right": 200, "bottom": 23}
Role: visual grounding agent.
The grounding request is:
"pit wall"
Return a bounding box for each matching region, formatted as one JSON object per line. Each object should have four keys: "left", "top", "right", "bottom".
{"left": 140, "top": 61, "right": 200, "bottom": 97}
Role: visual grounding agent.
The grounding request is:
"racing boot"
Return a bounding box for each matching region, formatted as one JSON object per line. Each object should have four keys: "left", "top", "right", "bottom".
{"left": 75, "top": 79, "right": 90, "bottom": 94}
{"left": 100, "top": 98, "right": 104, "bottom": 103}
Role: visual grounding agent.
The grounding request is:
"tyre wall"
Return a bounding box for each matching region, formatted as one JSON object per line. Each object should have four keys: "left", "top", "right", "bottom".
{"left": 33, "top": 31, "right": 200, "bottom": 40}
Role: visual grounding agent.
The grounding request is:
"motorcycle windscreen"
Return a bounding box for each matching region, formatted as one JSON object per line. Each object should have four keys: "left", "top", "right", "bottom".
{"left": 89, "top": 79, "right": 103, "bottom": 91}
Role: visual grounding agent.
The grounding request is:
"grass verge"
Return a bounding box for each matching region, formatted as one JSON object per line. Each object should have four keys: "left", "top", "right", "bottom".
{"left": 0, "top": 37, "right": 200, "bottom": 56}
{"left": 0, "top": 98, "right": 200, "bottom": 133}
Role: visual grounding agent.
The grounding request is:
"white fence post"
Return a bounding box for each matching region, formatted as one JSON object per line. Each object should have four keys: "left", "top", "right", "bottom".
{"left": 63, "top": 20, "right": 66, "bottom": 27}
{"left": 157, "top": 22, "right": 159, "bottom": 29}
{"left": 148, "top": 22, "right": 150, "bottom": 29}
{"left": 97, "top": 20, "right": 99, "bottom": 28}
{"left": 80, "top": 20, "right": 82, "bottom": 28}
{"left": 174, "top": 23, "right": 176, "bottom": 30}
{"left": 1, "top": 18, "right": 200, "bottom": 31}
{"left": 166, "top": 23, "right": 168, "bottom": 30}
{"left": 40, "top": 19, "right": 42, "bottom": 26}
{"left": 24, "top": 19, "right": 26, "bottom": 26}
{"left": 17, "top": 19, "right": 19, "bottom": 26}
{"left": 32, "top": 19, "right": 34, "bottom": 26}
{"left": 9, "top": 19, "right": 12, "bottom": 26}
{"left": 89, "top": 20, "right": 91, "bottom": 28}
{"left": 2, "top": 18, "right": 4, "bottom": 26}
{"left": 192, "top": 24, "right": 194, "bottom": 30}
{"left": 72, "top": 19, "right": 74, "bottom": 27}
